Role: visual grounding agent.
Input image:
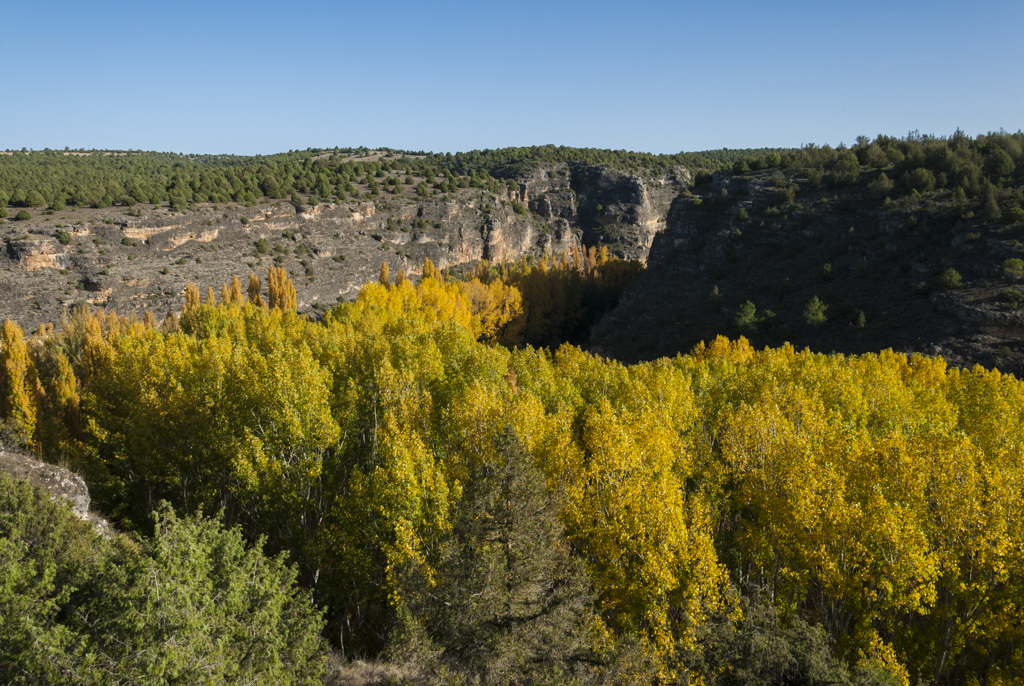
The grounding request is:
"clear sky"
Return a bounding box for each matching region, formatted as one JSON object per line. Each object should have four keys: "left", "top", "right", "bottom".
{"left": 3, "top": 0, "right": 1021, "bottom": 155}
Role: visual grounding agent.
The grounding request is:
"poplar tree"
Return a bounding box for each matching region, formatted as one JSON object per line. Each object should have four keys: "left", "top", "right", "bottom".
{"left": 228, "top": 276, "right": 244, "bottom": 304}
{"left": 184, "top": 283, "right": 201, "bottom": 313}
{"left": 0, "top": 320, "right": 37, "bottom": 444}
{"left": 378, "top": 261, "right": 390, "bottom": 287}
{"left": 247, "top": 273, "right": 264, "bottom": 306}
{"left": 268, "top": 266, "right": 297, "bottom": 311}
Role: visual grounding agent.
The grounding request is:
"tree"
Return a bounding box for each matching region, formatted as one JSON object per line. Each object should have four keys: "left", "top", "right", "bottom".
{"left": 867, "top": 172, "right": 894, "bottom": 201}
{"left": 26, "top": 190, "right": 45, "bottom": 208}
{"left": 394, "top": 426, "right": 605, "bottom": 684}
{"left": 1003, "top": 258, "right": 1024, "bottom": 282}
{"left": 939, "top": 267, "right": 962, "bottom": 289}
{"left": 14, "top": 210, "right": 30, "bottom": 221}
{"left": 690, "top": 590, "right": 859, "bottom": 686}
{"left": 831, "top": 153, "right": 861, "bottom": 187}
{"left": 248, "top": 273, "right": 265, "bottom": 306}
{"left": 228, "top": 275, "right": 244, "bottom": 304}
{"left": 268, "top": 266, "right": 297, "bottom": 311}
{"left": 183, "top": 283, "right": 201, "bottom": 313}
{"left": 0, "top": 321, "right": 37, "bottom": 445}
{"left": 734, "top": 301, "right": 757, "bottom": 330}
{"left": 864, "top": 143, "right": 889, "bottom": 170}
{"left": 379, "top": 261, "right": 390, "bottom": 287}
{"left": 803, "top": 296, "right": 828, "bottom": 326}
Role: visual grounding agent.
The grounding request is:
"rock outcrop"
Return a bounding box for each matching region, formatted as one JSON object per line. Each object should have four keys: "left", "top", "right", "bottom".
{"left": 0, "top": 447, "right": 113, "bottom": 534}
{"left": 591, "top": 169, "right": 1024, "bottom": 376}
{"left": 0, "top": 165, "right": 685, "bottom": 332}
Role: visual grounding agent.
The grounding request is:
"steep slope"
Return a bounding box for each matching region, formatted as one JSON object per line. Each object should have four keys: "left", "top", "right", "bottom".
{"left": 591, "top": 169, "right": 1024, "bottom": 376}
{"left": 0, "top": 165, "right": 684, "bottom": 332}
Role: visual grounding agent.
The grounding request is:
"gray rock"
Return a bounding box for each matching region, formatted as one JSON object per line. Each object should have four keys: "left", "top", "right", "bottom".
{"left": 0, "top": 448, "right": 90, "bottom": 518}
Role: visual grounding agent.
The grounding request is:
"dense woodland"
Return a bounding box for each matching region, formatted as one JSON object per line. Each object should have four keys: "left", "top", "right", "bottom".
{"left": 0, "top": 144, "right": 784, "bottom": 214}
{"left": 2, "top": 255, "right": 1023, "bottom": 685}
{"left": 3, "top": 132, "right": 1024, "bottom": 685}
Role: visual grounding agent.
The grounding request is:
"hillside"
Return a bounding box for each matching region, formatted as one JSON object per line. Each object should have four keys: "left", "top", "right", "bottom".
{"left": 0, "top": 151, "right": 694, "bottom": 333}
{"left": 3, "top": 132, "right": 1024, "bottom": 685}
{"left": 593, "top": 132, "right": 1024, "bottom": 377}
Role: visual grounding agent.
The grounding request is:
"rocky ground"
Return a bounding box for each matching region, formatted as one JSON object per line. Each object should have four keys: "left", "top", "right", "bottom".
{"left": 4, "top": 162, "right": 1020, "bottom": 379}
{"left": 0, "top": 163, "right": 683, "bottom": 332}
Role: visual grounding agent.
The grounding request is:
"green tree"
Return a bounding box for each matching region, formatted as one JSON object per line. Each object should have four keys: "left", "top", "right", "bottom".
{"left": 1003, "top": 258, "right": 1024, "bottom": 281}
{"left": 939, "top": 267, "right": 962, "bottom": 289}
{"left": 831, "top": 153, "right": 861, "bottom": 187}
{"left": 803, "top": 296, "right": 828, "bottom": 326}
{"left": 0, "top": 481, "right": 327, "bottom": 686}
{"left": 690, "top": 590, "right": 859, "bottom": 686}
{"left": 734, "top": 300, "right": 757, "bottom": 330}
{"left": 14, "top": 210, "right": 31, "bottom": 221}
{"left": 867, "top": 172, "right": 894, "bottom": 201}
{"left": 395, "top": 426, "right": 605, "bottom": 684}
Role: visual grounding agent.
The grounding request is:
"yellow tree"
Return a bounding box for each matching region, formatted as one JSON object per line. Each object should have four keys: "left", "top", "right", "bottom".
{"left": 247, "top": 273, "right": 264, "bottom": 307}
{"left": 0, "top": 320, "right": 38, "bottom": 443}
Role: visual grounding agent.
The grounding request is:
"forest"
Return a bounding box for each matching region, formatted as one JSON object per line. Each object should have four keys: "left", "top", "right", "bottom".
{"left": 2, "top": 251, "right": 1024, "bottom": 685}
{"left": 0, "top": 144, "right": 784, "bottom": 214}
{"left": 2, "top": 130, "right": 1024, "bottom": 684}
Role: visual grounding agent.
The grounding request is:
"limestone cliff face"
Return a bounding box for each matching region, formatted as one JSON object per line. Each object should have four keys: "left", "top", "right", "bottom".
{"left": 0, "top": 164, "right": 686, "bottom": 331}
{"left": 502, "top": 163, "right": 688, "bottom": 264}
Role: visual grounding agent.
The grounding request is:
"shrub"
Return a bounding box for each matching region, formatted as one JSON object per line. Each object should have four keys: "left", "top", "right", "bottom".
{"left": 1003, "top": 206, "right": 1024, "bottom": 225}
{"left": 939, "top": 267, "right": 963, "bottom": 289}
{"left": 867, "top": 172, "right": 894, "bottom": 201}
{"left": 0, "top": 476, "right": 327, "bottom": 685}
{"left": 255, "top": 238, "right": 268, "bottom": 254}
{"left": 14, "top": 210, "right": 31, "bottom": 221}
{"left": 1003, "top": 258, "right": 1024, "bottom": 281}
{"left": 999, "top": 289, "right": 1023, "bottom": 309}
{"left": 55, "top": 230, "right": 72, "bottom": 245}
{"left": 806, "top": 167, "right": 823, "bottom": 188}
{"left": 120, "top": 237, "right": 134, "bottom": 246}
{"left": 511, "top": 201, "right": 528, "bottom": 215}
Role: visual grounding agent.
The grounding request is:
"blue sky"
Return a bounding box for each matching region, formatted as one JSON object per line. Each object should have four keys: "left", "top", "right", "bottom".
{"left": 2, "top": 0, "right": 1021, "bottom": 155}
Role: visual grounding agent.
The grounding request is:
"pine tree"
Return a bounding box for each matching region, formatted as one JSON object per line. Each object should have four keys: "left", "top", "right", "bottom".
{"left": 397, "top": 426, "right": 604, "bottom": 684}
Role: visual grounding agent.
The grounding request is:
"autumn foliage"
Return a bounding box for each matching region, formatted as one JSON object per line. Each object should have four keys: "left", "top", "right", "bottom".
{"left": 3, "top": 261, "right": 1024, "bottom": 684}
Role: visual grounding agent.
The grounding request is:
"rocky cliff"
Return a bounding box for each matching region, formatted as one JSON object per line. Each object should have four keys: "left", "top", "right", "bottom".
{"left": 0, "top": 165, "right": 684, "bottom": 332}
{"left": 591, "top": 169, "right": 1024, "bottom": 376}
